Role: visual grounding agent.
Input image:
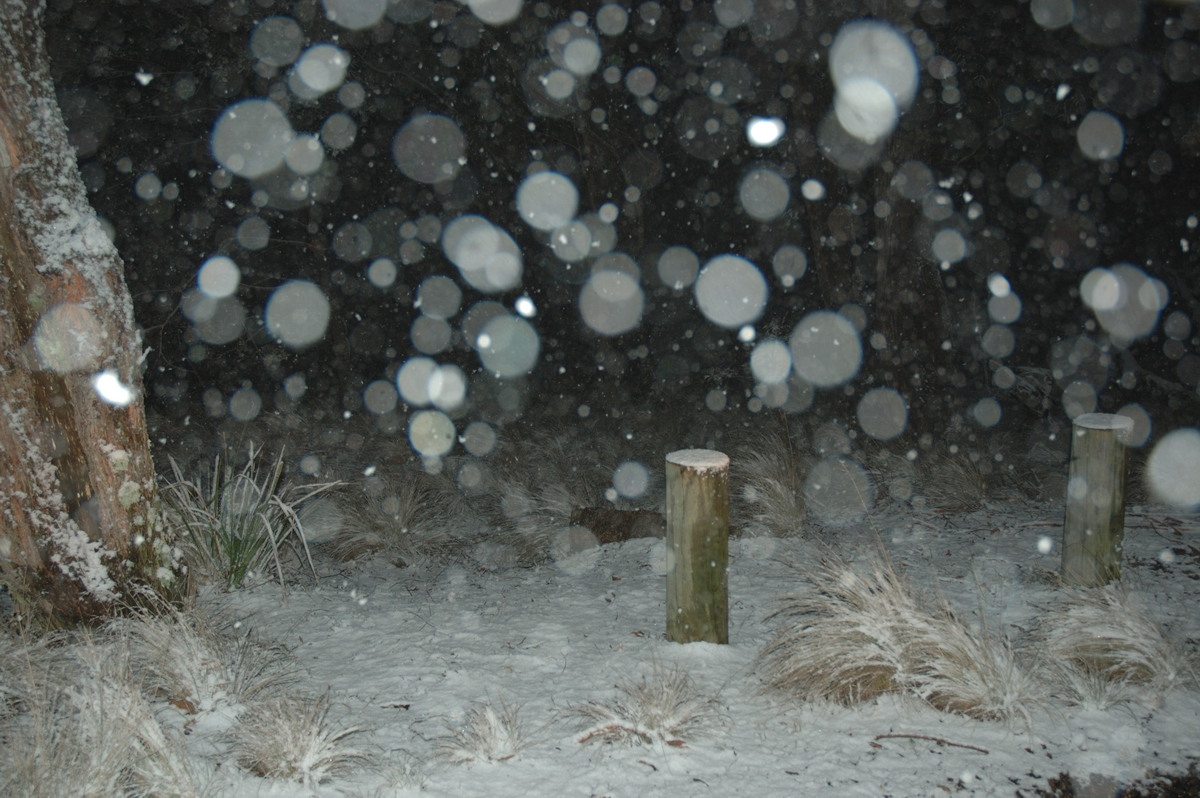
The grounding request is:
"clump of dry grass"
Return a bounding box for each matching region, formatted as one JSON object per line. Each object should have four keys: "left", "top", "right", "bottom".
{"left": 484, "top": 480, "right": 579, "bottom": 566}
{"left": 229, "top": 690, "right": 373, "bottom": 786}
{"left": 110, "top": 603, "right": 297, "bottom": 713}
{"left": 906, "top": 611, "right": 1041, "bottom": 725}
{"left": 1040, "top": 659, "right": 1134, "bottom": 711}
{"left": 464, "top": 419, "right": 668, "bottom": 566}
{"left": 479, "top": 425, "right": 616, "bottom": 566}
{"left": 758, "top": 554, "right": 1039, "bottom": 723}
{"left": 1030, "top": 585, "right": 1196, "bottom": 705}
{"left": 326, "top": 465, "right": 479, "bottom": 565}
{"left": 757, "top": 556, "right": 923, "bottom": 705}
{"left": 435, "top": 696, "right": 528, "bottom": 764}
{"left": 0, "top": 626, "right": 65, "bottom": 717}
{"left": 497, "top": 425, "right": 611, "bottom": 510}
{"left": 574, "top": 663, "right": 722, "bottom": 747}
{"left": 732, "top": 426, "right": 807, "bottom": 536}
{"left": 867, "top": 448, "right": 919, "bottom": 505}
{"left": 917, "top": 449, "right": 991, "bottom": 512}
{"left": 0, "top": 632, "right": 200, "bottom": 798}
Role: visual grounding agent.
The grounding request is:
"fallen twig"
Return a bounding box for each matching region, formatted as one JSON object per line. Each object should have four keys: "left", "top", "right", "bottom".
{"left": 873, "top": 733, "right": 989, "bottom": 754}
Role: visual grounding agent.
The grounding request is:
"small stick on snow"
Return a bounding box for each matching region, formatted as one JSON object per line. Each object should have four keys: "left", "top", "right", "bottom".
{"left": 872, "top": 733, "right": 990, "bottom": 754}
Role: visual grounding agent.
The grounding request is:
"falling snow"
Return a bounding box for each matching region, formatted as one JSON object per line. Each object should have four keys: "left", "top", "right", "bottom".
{"left": 7, "top": 0, "right": 1200, "bottom": 790}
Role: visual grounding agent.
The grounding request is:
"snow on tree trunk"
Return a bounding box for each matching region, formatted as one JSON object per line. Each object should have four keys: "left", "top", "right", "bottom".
{"left": 0, "top": 0, "right": 181, "bottom": 624}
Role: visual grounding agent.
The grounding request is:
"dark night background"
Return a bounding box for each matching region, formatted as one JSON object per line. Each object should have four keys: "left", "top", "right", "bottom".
{"left": 39, "top": 0, "right": 1200, "bottom": 469}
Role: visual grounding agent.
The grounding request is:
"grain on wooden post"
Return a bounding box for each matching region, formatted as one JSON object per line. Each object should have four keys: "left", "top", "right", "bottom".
{"left": 1061, "top": 412, "right": 1135, "bottom": 587}
{"left": 665, "top": 448, "right": 730, "bottom": 644}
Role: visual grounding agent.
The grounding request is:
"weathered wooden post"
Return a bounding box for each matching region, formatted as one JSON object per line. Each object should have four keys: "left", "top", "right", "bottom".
{"left": 1061, "top": 413, "right": 1135, "bottom": 587}
{"left": 665, "top": 449, "right": 729, "bottom": 644}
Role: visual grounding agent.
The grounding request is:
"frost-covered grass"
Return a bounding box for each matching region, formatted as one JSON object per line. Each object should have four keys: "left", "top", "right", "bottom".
{"left": 0, "top": 631, "right": 201, "bottom": 798}
{"left": 1031, "top": 584, "right": 1197, "bottom": 704}
{"left": 918, "top": 449, "right": 992, "bottom": 512}
{"left": 228, "top": 690, "right": 373, "bottom": 787}
{"left": 435, "top": 696, "right": 528, "bottom": 763}
{"left": 757, "top": 556, "right": 916, "bottom": 704}
{"left": 866, "top": 447, "right": 920, "bottom": 505}
{"left": 0, "top": 626, "right": 60, "bottom": 715}
{"left": 325, "top": 466, "right": 478, "bottom": 566}
{"left": 757, "top": 553, "right": 1042, "bottom": 724}
{"left": 0, "top": 596, "right": 382, "bottom": 795}
{"left": 757, "top": 549, "right": 1194, "bottom": 726}
{"left": 108, "top": 602, "right": 297, "bottom": 712}
{"left": 906, "top": 609, "right": 1042, "bottom": 726}
{"left": 163, "top": 447, "right": 337, "bottom": 589}
{"left": 573, "top": 663, "right": 723, "bottom": 746}
{"left": 732, "top": 425, "right": 808, "bottom": 536}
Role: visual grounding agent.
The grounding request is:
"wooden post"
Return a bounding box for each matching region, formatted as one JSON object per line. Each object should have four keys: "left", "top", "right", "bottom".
{"left": 1061, "top": 413, "right": 1134, "bottom": 587}
{"left": 665, "top": 449, "right": 729, "bottom": 644}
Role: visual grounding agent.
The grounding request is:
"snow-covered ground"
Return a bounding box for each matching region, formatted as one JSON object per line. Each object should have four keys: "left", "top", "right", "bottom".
{"left": 200, "top": 500, "right": 1199, "bottom": 797}
{"left": 3, "top": 423, "right": 1198, "bottom": 797}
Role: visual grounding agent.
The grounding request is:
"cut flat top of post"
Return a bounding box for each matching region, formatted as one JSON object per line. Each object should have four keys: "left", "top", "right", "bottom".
{"left": 1073, "top": 413, "right": 1135, "bottom": 432}
{"left": 666, "top": 448, "right": 730, "bottom": 472}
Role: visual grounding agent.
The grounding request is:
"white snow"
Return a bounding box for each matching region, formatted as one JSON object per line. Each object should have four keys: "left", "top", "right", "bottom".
{"left": 1077, "top": 110, "right": 1125, "bottom": 160}
{"left": 665, "top": 448, "right": 730, "bottom": 471}
{"left": 1073, "top": 412, "right": 1136, "bottom": 432}
{"left": 515, "top": 171, "right": 579, "bottom": 232}
{"left": 392, "top": 114, "right": 466, "bottom": 185}
{"left": 738, "top": 167, "right": 791, "bottom": 221}
{"left": 91, "top": 367, "right": 134, "bottom": 405}
{"left": 789, "top": 310, "right": 863, "bottom": 388}
{"left": 166, "top": 497, "right": 1200, "bottom": 797}
{"left": 694, "top": 254, "right": 768, "bottom": 329}
{"left": 263, "top": 279, "right": 331, "bottom": 349}
{"left": 745, "top": 116, "right": 785, "bottom": 147}
{"left": 579, "top": 270, "right": 645, "bottom": 336}
{"left": 466, "top": 0, "right": 524, "bottom": 27}
{"left": 210, "top": 99, "right": 295, "bottom": 178}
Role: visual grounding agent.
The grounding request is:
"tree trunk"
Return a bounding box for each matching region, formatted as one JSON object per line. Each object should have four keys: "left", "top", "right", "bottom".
{"left": 0, "top": 0, "right": 181, "bottom": 625}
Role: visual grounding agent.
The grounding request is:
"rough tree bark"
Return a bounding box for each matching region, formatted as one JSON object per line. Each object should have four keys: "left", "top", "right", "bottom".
{"left": 0, "top": 0, "right": 181, "bottom": 625}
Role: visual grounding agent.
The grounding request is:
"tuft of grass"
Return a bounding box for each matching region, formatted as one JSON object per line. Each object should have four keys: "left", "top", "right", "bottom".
{"left": 487, "top": 477, "right": 600, "bottom": 566}
{"left": 435, "top": 696, "right": 528, "bottom": 764}
{"left": 867, "top": 448, "right": 919, "bottom": 506}
{"left": 368, "top": 751, "right": 428, "bottom": 792}
{"left": 574, "top": 664, "right": 722, "bottom": 747}
{"left": 906, "top": 609, "right": 1041, "bottom": 725}
{"left": 479, "top": 424, "right": 618, "bottom": 565}
{"left": 1031, "top": 585, "right": 1196, "bottom": 702}
{"left": 110, "top": 603, "right": 297, "bottom": 713}
{"left": 0, "top": 626, "right": 64, "bottom": 717}
{"left": 0, "top": 632, "right": 199, "bottom": 798}
{"left": 758, "top": 554, "right": 1040, "bottom": 723}
{"left": 733, "top": 427, "right": 807, "bottom": 536}
{"left": 229, "top": 690, "right": 373, "bottom": 786}
{"left": 163, "top": 446, "right": 338, "bottom": 590}
{"left": 1041, "top": 659, "right": 1134, "bottom": 710}
{"left": 327, "top": 467, "right": 475, "bottom": 565}
{"left": 757, "top": 556, "right": 920, "bottom": 705}
{"left": 918, "top": 450, "right": 990, "bottom": 513}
